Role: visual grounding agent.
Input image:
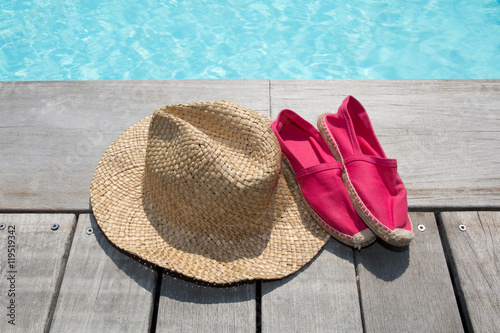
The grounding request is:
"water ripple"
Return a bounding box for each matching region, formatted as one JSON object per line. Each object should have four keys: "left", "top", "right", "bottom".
{"left": 0, "top": 0, "right": 499, "bottom": 80}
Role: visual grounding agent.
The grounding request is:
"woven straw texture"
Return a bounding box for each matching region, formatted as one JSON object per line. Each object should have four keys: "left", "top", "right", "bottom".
{"left": 90, "top": 100, "right": 330, "bottom": 284}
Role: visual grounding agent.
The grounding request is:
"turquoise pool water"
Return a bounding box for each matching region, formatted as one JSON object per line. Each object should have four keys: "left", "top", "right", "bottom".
{"left": 1, "top": 0, "right": 499, "bottom": 80}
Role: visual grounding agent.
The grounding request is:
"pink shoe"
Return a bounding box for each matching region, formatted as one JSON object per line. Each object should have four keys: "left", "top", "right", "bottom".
{"left": 318, "top": 96, "right": 414, "bottom": 246}
{"left": 270, "top": 109, "right": 376, "bottom": 249}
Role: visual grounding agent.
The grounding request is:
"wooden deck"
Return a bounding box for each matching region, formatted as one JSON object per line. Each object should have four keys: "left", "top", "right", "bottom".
{"left": 1, "top": 80, "right": 499, "bottom": 332}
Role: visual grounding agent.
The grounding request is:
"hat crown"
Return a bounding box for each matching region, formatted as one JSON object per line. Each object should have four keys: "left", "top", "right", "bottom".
{"left": 143, "top": 100, "right": 281, "bottom": 240}
{"left": 91, "top": 99, "right": 329, "bottom": 283}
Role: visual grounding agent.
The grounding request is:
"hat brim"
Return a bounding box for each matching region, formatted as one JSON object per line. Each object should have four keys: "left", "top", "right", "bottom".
{"left": 90, "top": 115, "right": 330, "bottom": 284}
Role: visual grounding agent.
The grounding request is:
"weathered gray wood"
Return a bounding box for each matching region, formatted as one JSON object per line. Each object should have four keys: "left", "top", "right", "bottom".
{"left": 440, "top": 211, "right": 500, "bottom": 332}
{"left": 261, "top": 240, "right": 363, "bottom": 332}
{"left": 270, "top": 79, "right": 500, "bottom": 209}
{"left": 0, "top": 80, "right": 270, "bottom": 210}
{"left": 2, "top": 80, "right": 499, "bottom": 210}
{"left": 156, "top": 275, "right": 256, "bottom": 332}
{"left": 0, "top": 214, "right": 76, "bottom": 332}
{"left": 356, "top": 212, "right": 463, "bottom": 333}
{"left": 50, "top": 214, "right": 157, "bottom": 332}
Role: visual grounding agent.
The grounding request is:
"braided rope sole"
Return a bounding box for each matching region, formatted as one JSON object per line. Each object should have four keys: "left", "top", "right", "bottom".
{"left": 281, "top": 154, "right": 375, "bottom": 249}
{"left": 318, "top": 114, "right": 413, "bottom": 246}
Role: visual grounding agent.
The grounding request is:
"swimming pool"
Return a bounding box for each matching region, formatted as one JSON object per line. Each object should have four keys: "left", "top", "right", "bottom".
{"left": 1, "top": 0, "right": 499, "bottom": 80}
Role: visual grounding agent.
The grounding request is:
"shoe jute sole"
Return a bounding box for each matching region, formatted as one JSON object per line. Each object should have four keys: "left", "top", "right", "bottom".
{"left": 281, "top": 153, "right": 377, "bottom": 249}
{"left": 318, "top": 114, "right": 413, "bottom": 247}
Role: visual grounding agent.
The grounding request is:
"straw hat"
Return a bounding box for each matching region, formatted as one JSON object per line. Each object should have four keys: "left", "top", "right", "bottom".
{"left": 90, "top": 100, "right": 330, "bottom": 284}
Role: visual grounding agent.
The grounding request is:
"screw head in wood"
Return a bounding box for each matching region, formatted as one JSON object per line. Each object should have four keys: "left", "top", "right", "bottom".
{"left": 51, "top": 223, "right": 59, "bottom": 231}
{"left": 86, "top": 227, "right": 93, "bottom": 235}
{"left": 459, "top": 224, "right": 467, "bottom": 232}
{"left": 417, "top": 224, "right": 425, "bottom": 232}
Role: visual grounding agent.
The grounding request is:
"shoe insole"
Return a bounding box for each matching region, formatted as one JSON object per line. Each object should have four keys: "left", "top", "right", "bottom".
{"left": 280, "top": 121, "right": 336, "bottom": 169}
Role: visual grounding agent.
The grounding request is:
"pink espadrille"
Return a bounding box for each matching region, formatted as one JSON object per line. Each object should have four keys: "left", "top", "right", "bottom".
{"left": 318, "top": 96, "right": 413, "bottom": 246}
{"left": 270, "top": 109, "right": 376, "bottom": 249}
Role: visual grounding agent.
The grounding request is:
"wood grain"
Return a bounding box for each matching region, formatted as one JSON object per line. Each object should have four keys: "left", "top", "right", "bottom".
{"left": 356, "top": 212, "right": 463, "bottom": 333}
{"left": 0, "top": 80, "right": 270, "bottom": 210}
{"left": 156, "top": 275, "right": 256, "bottom": 332}
{"left": 50, "top": 214, "right": 157, "bottom": 332}
{"left": 2, "top": 80, "right": 499, "bottom": 210}
{"left": 261, "top": 240, "right": 363, "bottom": 332}
{"left": 0, "top": 214, "right": 76, "bottom": 333}
{"left": 270, "top": 79, "right": 500, "bottom": 208}
{"left": 440, "top": 211, "right": 500, "bottom": 332}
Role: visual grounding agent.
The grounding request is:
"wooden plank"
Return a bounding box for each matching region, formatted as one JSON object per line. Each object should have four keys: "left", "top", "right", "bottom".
{"left": 0, "top": 214, "right": 76, "bottom": 332}
{"left": 156, "top": 275, "right": 256, "bottom": 332}
{"left": 261, "top": 240, "right": 363, "bottom": 332}
{"left": 270, "top": 79, "right": 500, "bottom": 209}
{"left": 50, "top": 214, "right": 157, "bottom": 332}
{"left": 356, "top": 212, "right": 463, "bottom": 332}
{"left": 0, "top": 80, "right": 270, "bottom": 210}
{"left": 440, "top": 211, "right": 500, "bottom": 332}
{"left": 3, "top": 79, "right": 499, "bottom": 210}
